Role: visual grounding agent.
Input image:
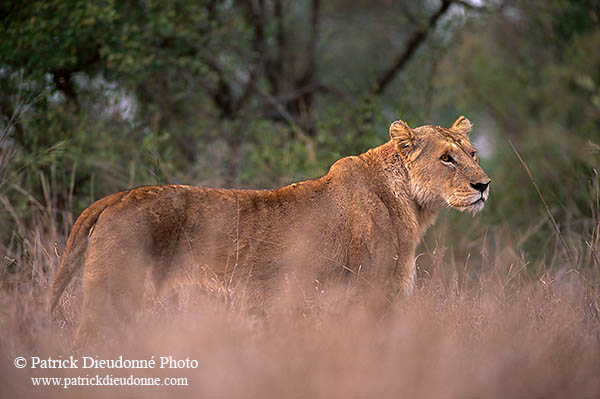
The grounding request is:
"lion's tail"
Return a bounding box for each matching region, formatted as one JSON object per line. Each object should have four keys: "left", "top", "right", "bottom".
{"left": 47, "top": 191, "right": 127, "bottom": 314}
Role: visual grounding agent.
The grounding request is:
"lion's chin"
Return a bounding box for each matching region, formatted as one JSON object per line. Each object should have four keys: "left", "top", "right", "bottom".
{"left": 453, "top": 198, "right": 486, "bottom": 215}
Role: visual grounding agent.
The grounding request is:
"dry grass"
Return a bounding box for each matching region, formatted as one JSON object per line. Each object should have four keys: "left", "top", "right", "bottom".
{"left": 1, "top": 152, "right": 599, "bottom": 397}
{"left": 1, "top": 197, "right": 599, "bottom": 399}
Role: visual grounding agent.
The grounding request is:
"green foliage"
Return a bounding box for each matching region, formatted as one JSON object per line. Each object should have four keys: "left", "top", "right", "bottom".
{"left": 0, "top": 1, "right": 114, "bottom": 76}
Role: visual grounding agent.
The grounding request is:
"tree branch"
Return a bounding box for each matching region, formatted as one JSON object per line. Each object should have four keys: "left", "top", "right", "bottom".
{"left": 288, "top": 0, "right": 321, "bottom": 136}
{"left": 204, "top": 57, "right": 235, "bottom": 119}
{"left": 233, "top": 0, "right": 268, "bottom": 113}
{"left": 297, "top": 0, "right": 321, "bottom": 88}
{"left": 273, "top": 0, "right": 285, "bottom": 95}
{"left": 52, "top": 70, "right": 78, "bottom": 106}
{"left": 374, "top": 0, "right": 454, "bottom": 94}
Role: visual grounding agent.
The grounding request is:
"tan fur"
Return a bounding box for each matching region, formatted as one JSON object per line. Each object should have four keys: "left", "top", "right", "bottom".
{"left": 48, "top": 117, "right": 490, "bottom": 335}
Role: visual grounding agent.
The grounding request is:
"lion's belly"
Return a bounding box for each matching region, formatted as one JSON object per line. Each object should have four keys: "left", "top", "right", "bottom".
{"left": 160, "top": 209, "right": 350, "bottom": 304}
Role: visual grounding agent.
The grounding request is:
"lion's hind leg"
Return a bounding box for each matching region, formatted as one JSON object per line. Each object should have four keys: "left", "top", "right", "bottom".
{"left": 74, "top": 264, "right": 111, "bottom": 345}
{"left": 76, "top": 237, "right": 151, "bottom": 343}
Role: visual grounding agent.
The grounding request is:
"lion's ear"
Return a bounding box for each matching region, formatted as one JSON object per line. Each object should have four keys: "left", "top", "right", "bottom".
{"left": 450, "top": 116, "right": 472, "bottom": 138}
{"left": 389, "top": 120, "right": 415, "bottom": 147}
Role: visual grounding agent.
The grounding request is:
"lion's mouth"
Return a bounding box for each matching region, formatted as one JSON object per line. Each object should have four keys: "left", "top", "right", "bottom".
{"left": 470, "top": 188, "right": 489, "bottom": 206}
{"left": 448, "top": 188, "right": 489, "bottom": 214}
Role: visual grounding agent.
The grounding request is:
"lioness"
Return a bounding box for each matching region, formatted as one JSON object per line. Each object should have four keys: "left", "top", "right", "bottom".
{"left": 49, "top": 116, "right": 490, "bottom": 335}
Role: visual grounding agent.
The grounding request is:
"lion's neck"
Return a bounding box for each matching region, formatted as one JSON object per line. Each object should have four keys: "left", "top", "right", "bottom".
{"left": 361, "top": 141, "right": 440, "bottom": 236}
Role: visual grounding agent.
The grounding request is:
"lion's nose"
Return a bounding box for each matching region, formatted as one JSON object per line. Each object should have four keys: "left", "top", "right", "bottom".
{"left": 470, "top": 180, "right": 490, "bottom": 193}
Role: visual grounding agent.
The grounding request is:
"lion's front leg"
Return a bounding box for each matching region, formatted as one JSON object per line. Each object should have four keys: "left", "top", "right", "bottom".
{"left": 389, "top": 253, "right": 416, "bottom": 301}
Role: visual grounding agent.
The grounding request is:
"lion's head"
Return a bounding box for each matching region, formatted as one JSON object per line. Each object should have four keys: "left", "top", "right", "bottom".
{"left": 389, "top": 116, "right": 491, "bottom": 214}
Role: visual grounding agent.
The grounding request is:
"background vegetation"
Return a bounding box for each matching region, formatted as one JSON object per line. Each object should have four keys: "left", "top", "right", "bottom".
{"left": 1, "top": 0, "right": 599, "bottom": 397}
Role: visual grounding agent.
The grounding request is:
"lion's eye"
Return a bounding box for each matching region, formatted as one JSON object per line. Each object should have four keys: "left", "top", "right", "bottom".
{"left": 471, "top": 151, "right": 477, "bottom": 158}
{"left": 440, "top": 154, "right": 454, "bottom": 163}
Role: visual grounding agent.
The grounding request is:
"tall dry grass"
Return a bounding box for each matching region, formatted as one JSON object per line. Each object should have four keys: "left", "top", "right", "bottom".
{"left": 0, "top": 178, "right": 599, "bottom": 398}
